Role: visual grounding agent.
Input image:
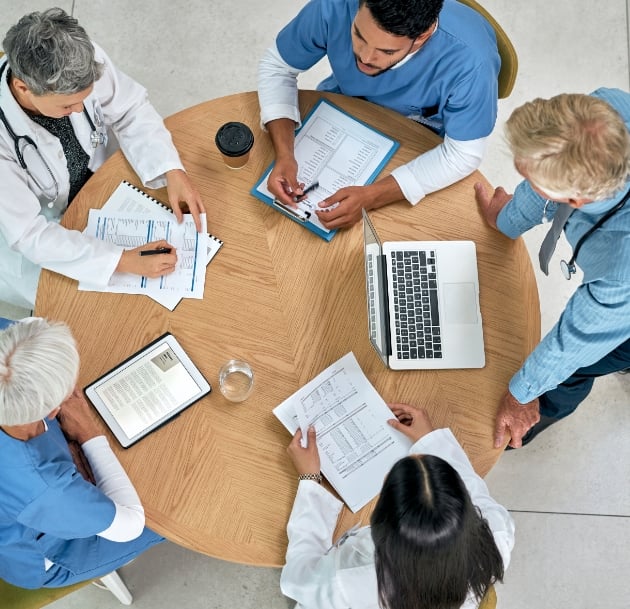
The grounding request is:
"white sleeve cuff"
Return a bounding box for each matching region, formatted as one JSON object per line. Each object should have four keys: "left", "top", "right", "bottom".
{"left": 258, "top": 44, "right": 303, "bottom": 129}
{"left": 82, "top": 436, "right": 146, "bottom": 541}
{"left": 391, "top": 135, "right": 488, "bottom": 205}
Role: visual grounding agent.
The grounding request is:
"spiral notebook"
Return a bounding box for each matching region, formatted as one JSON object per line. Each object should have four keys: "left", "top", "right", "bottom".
{"left": 84, "top": 180, "right": 222, "bottom": 310}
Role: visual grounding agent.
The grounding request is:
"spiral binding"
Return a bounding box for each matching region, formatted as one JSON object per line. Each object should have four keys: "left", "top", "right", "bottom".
{"left": 120, "top": 180, "right": 223, "bottom": 246}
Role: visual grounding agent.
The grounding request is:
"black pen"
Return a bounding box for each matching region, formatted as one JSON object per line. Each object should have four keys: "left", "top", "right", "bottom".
{"left": 293, "top": 181, "right": 320, "bottom": 202}
{"left": 140, "top": 247, "right": 172, "bottom": 256}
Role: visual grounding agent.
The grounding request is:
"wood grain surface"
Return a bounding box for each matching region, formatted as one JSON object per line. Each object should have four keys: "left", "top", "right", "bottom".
{"left": 35, "top": 91, "right": 540, "bottom": 566}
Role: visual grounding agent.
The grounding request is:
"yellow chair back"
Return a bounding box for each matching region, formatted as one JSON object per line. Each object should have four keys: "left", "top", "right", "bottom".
{"left": 0, "top": 579, "right": 88, "bottom": 609}
{"left": 478, "top": 584, "right": 498, "bottom": 609}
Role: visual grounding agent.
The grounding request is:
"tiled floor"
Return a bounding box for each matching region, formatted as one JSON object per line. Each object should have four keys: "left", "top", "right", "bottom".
{"left": 1, "top": 1, "right": 629, "bottom": 607}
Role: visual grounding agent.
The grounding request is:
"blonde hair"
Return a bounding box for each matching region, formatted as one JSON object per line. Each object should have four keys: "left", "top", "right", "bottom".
{"left": 0, "top": 319, "right": 79, "bottom": 425}
{"left": 506, "top": 93, "right": 630, "bottom": 201}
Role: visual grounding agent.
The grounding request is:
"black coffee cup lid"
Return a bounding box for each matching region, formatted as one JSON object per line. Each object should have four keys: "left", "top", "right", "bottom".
{"left": 215, "top": 122, "right": 254, "bottom": 157}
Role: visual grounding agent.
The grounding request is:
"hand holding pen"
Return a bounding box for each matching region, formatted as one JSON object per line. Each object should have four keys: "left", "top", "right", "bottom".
{"left": 115, "top": 239, "right": 178, "bottom": 277}
{"left": 273, "top": 182, "right": 321, "bottom": 222}
{"left": 293, "top": 181, "right": 319, "bottom": 202}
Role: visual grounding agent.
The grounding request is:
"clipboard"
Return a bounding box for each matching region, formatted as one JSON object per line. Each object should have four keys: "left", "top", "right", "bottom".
{"left": 84, "top": 333, "right": 211, "bottom": 447}
{"left": 251, "top": 99, "right": 400, "bottom": 241}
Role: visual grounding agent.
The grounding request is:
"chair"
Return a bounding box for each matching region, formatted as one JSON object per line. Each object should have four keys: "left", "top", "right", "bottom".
{"left": 0, "top": 571, "right": 132, "bottom": 609}
{"left": 457, "top": 0, "right": 518, "bottom": 98}
{"left": 478, "top": 584, "right": 498, "bottom": 609}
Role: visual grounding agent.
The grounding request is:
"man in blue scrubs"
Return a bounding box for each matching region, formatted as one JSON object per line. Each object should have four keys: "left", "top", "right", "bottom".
{"left": 475, "top": 88, "right": 630, "bottom": 449}
{"left": 258, "top": 0, "right": 500, "bottom": 229}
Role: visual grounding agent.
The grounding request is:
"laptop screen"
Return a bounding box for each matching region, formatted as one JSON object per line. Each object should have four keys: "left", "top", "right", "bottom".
{"left": 362, "top": 210, "right": 390, "bottom": 367}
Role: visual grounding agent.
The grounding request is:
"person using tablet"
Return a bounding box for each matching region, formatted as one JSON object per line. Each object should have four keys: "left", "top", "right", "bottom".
{"left": 0, "top": 318, "right": 163, "bottom": 588}
{"left": 282, "top": 403, "right": 514, "bottom": 609}
{"left": 0, "top": 8, "right": 206, "bottom": 309}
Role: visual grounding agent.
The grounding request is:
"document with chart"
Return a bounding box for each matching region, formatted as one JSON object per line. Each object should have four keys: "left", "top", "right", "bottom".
{"left": 252, "top": 99, "right": 399, "bottom": 241}
{"left": 79, "top": 181, "right": 221, "bottom": 309}
{"left": 273, "top": 352, "right": 411, "bottom": 512}
{"left": 81, "top": 209, "right": 208, "bottom": 299}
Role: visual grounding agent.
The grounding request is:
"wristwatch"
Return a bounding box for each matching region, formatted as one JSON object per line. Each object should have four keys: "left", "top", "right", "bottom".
{"left": 298, "top": 472, "right": 322, "bottom": 483}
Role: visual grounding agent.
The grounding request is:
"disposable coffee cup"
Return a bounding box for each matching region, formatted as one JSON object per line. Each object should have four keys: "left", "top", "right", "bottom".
{"left": 215, "top": 122, "right": 254, "bottom": 169}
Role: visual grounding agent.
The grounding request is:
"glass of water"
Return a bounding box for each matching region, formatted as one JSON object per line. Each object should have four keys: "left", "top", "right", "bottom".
{"left": 218, "top": 359, "right": 255, "bottom": 402}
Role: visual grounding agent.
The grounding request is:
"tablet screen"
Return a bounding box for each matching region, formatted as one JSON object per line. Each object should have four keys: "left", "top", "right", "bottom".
{"left": 85, "top": 333, "right": 211, "bottom": 447}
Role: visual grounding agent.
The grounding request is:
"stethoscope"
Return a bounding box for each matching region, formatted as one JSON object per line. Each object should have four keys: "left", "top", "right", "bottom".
{"left": 559, "top": 188, "right": 630, "bottom": 280}
{"left": 0, "top": 61, "right": 107, "bottom": 205}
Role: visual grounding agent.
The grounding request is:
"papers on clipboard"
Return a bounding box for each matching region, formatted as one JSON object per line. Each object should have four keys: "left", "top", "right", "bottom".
{"left": 252, "top": 99, "right": 399, "bottom": 241}
{"left": 273, "top": 352, "right": 411, "bottom": 512}
{"left": 79, "top": 181, "right": 223, "bottom": 310}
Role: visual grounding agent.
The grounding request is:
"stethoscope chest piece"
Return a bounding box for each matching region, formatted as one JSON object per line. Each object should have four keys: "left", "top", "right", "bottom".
{"left": 560, "top": 259, "right": 576, "bottom": 280}
{"left": 90, "top": 129, "right": 106, "bottom": 148}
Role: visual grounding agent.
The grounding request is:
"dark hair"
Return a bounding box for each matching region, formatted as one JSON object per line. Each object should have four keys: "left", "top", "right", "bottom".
{"left": 370, "top": 455, "right": 504, "bottom": 609}
{"left": 359, "top": 0, "right": 444, "bottom": 38}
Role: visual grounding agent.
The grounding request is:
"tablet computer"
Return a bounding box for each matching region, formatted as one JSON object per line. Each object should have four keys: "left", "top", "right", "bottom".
{"left": 85, "top": 332, "right": 211, "bottom": 447}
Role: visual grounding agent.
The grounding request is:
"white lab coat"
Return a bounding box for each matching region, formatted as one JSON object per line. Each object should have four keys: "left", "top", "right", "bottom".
{"left": 0, "top": 44, "right": 184, "bottom": 308}
{"left": 281, "top": 428, "right": 515, "bottom": 609}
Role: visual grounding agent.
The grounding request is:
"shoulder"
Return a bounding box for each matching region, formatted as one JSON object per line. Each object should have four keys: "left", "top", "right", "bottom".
{"left": 0, "top": 425, "right": 77, "bottom": 514}
{"left": 285, "top": 0, "right": 356, "bottom": 29}
{"left": 89, "top": 42, "right": 117, "bottom": 88}
{"left": 590, "top": 87, "right": 630, "bottom": 123}
{"left": 409, "top": 428, "right": 470, "bottom": 468}
{"left": 90, "top": 41, "right": 113, "bottom": 66}
{"left": 436, "top": 0, "right": 499, "bottom": 64}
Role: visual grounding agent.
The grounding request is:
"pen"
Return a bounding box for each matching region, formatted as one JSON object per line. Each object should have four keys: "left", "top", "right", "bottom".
{"left": 140, "top": 247, "right": 172, "bottom": 256}
{"left": 293, "top": 181, "right": 320, "bottom": 202}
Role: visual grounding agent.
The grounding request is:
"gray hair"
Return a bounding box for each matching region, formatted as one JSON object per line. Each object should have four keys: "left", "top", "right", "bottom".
{"left": 506, "top": 93, "right": 630, "bottom": 201}
{"left": 2, "top": 8, "right": 104, "bottom": 95}
{"left": 0, "top": 319, "right": 79, "bottom": 426}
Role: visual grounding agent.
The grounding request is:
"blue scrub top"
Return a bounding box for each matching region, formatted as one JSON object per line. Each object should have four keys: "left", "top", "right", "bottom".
{"left": 276, "top": 0, "right": 500, "bottom": 139}
{"left": 0, "top": 418, "right": 116, "bottom": 588}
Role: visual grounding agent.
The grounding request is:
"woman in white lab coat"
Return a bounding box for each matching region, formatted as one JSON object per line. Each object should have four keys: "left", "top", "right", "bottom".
{"left": 0, "top": 8, "right": 205, "bottom": 308}
{"left": 282, "top": 404, "right": 515, "bottom": 609}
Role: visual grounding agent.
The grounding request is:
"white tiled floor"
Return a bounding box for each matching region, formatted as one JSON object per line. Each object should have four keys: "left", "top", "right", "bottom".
{"left": 1, "top": 1, "right": 629, "bottom": 607}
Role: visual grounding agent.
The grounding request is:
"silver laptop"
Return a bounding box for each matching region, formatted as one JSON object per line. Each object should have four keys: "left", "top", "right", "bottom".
{"left": 362, "top": 210, "right": 485, "bottom": 370}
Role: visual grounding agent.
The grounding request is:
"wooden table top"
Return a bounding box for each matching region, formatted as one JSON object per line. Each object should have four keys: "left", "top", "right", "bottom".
{"left": 36, "top": 90, "right": 539, "bottom": 567}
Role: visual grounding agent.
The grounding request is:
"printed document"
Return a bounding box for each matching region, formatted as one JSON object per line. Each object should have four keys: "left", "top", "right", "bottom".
{"left": 252, "top": 99, "right": 399, "bottom": 240}
{"left": 273, "top": 352, "right": 411, "bottom": 512}
{"left": 80, "top": 181, "right": 221, "bottom": 309}
{"left": 81, "top": 210, "right": 208, "bottom": 299}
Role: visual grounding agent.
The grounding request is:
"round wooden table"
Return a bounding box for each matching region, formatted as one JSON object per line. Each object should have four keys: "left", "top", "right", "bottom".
{"left": 36, "top": 91, "right": 539, "bottom": 566}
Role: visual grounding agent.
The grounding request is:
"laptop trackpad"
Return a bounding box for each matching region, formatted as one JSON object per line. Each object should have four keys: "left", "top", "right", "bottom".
{"left": 443, "top": 283, "right": 478, "bottom": 324}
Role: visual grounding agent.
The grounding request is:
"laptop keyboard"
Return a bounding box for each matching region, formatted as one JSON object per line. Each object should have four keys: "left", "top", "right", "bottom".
{"left": 391, "top": 250, "right": 442, "bottom": 359}
{"left": 367, "top": 255, "right": 378, "bottom": 342}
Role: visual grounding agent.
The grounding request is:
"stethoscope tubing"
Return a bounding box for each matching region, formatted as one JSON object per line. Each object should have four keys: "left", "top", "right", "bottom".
{"left": 560, "top": 188, "right": 630, "bottom": 279}
{"left": 0, "top": 60, "right": 105, "bottom": 204}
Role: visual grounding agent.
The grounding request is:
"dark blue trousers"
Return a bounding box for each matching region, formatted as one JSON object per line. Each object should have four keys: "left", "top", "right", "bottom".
{"left": 539, "top": 336, "right": 630, "bottom": 419}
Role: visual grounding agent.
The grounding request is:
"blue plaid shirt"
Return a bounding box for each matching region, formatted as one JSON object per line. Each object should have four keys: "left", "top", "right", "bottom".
{"left": 497, "top": 87, "right": 630, "bottom": 403}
